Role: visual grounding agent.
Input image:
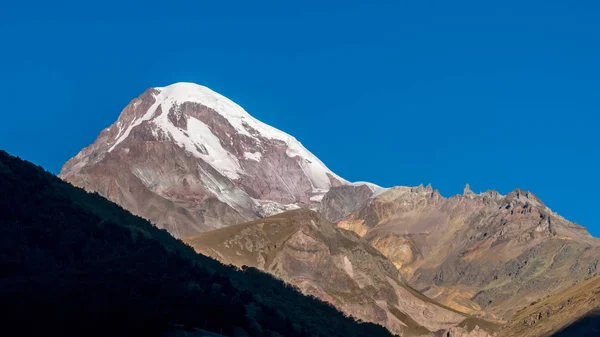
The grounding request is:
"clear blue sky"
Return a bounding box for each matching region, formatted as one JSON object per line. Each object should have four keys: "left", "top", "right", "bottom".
{"left": 1, "top": 1, "right": 599, "bottom": 235}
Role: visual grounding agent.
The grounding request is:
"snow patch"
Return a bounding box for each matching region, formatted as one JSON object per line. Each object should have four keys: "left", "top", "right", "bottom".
{"left": 196, "top": 164, "right": 252, "bottom": 212}
{"left": 309, "top": 188, "right": 329, "bottom": 202}
{"left": 310, "top": 194, "right": 325, "bottom": 202}
{"left": 254, "top": 200, "right": 300, "bottom": 217}
{"left": 342, "top": 256, "right": 354, "bottom": 278}
{"left": 244, "top": 151, "right": 262, "bottom": 162}
{"left": 109, "top": 97, "right": 161, "bottom": 152}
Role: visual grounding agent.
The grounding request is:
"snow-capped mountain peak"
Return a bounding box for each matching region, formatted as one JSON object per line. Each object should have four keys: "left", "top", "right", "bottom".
{"left": 60, "top": 82, "right": 346, "bottom": 236}
{"left": 107, "top": 82, "right": 344, "bottom": 185}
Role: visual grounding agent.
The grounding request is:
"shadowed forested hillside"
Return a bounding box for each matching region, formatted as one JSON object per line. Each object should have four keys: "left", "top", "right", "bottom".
{"left": 550, "top": 310, "right": 600, "bottom": 337}
{"left": 550, "top": 311, "right": 600, "bottom": 337}
{"left": 0, "top": 150, "right": 395, "bottom": 337}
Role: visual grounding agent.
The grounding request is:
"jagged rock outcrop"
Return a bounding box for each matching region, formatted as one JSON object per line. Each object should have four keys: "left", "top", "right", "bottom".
{"left": 186, "top": 209, "right": 499, "bottom": 337}
{"left": 319, "top": 182, "right": 387, "bottom": 222}
{"left": 325, "top": 184, "right": 600, "bottom": 320}
{"left": 60, "top": 83, "right": 345, "bottom": 236}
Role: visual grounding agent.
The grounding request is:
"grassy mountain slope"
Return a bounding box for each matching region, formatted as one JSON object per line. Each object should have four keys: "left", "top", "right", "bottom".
{"left": 498, "top": 274, "right": 600, "bottom": 337}
{"left": 0, "top": 150, "right": 394, "bottom": 337}
{"left": 186, "top": 210, "right": 501, "bottom": 337}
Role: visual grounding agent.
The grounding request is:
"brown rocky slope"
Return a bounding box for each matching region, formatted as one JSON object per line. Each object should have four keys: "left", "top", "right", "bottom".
{"left": 499, "top": 274, "right": 600, "bottom": 337}
{"left": 186, "top": 209, "right": 500, "bottom": 337}
{"left": 321, "top": 183, "right": 600, "bottom": 321}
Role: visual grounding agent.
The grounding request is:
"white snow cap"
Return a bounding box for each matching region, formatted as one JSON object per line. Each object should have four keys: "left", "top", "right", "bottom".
{"left": 110, "top": 82, "right": 347, "bottom": 187}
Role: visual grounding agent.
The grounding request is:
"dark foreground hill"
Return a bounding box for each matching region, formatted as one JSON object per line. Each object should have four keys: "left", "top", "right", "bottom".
{"left": 0, "top": 150, "right": 394, "bottom": 337}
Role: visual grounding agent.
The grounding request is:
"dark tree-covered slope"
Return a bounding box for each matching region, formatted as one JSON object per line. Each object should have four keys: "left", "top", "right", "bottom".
{"left": 550, "top": 310, "right": 600, "bottom": 337}
{"left": 0, "top": 150, "right": 395, "bottom": 337}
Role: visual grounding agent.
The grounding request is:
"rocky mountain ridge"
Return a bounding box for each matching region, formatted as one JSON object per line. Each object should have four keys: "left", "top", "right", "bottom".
{"left": 321, "top": 182, "right": 600, "bottom": 320}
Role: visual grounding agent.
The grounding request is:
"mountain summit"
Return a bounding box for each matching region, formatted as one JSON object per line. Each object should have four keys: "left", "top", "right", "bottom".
{"left": 60, "top": 82, "right": 347, "bottom": 236}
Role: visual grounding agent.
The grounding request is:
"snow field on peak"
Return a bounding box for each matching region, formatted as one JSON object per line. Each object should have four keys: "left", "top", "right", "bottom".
{"left": 107, "top": 82, "right": 348, "bottom": 206}
{"left": 243, "top": 151, "right": 262, "bottom": 162}
{"left": 155, "top": 83, "right": 346, "bottom": 186}
{"left": 117, "top": 83, "right": 344, "bottom": 184}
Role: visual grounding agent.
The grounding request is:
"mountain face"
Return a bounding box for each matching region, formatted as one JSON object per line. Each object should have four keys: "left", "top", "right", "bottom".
{"left": 321, "top": 184, "right": 600, "bottom": 320}
{"left": 60, "top": 82, "right": 346, "bottom": 237}
{"left": 186, "top": 209, "right": 499, "bottom": 337}
{"left": 499, "top": 274, "right": 600, "bottom": 337}
{"left": 0, "top": 149, "right": 395, "bottom": 337}
{"left": 59, "top": 81, "right": 600, "bottom": 333}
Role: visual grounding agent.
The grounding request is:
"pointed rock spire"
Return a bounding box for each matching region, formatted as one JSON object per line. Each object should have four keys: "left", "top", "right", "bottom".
{"left": 514, "top": 187, "right": 522, "bottom": 198}
{"left": 463, "top": 183, "right": 475, "bottom": 197}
